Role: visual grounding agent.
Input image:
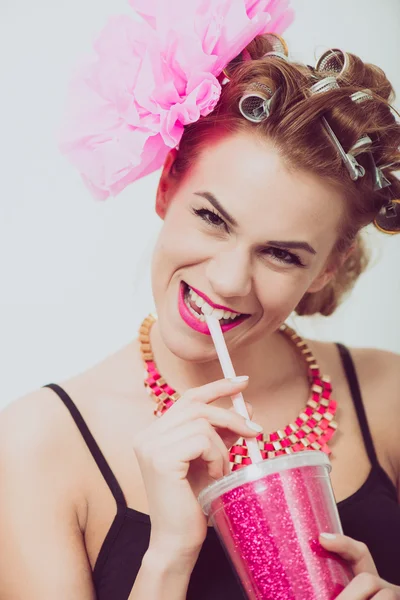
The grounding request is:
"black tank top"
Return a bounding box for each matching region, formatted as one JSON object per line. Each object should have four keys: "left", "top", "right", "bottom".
{"left": 43, "top": 344, "right": 400, "bottom": 598}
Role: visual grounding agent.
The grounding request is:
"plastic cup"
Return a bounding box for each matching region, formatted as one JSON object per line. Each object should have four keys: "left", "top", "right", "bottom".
{"left": 198, "top": 451, "right": 352, "bottom": 599}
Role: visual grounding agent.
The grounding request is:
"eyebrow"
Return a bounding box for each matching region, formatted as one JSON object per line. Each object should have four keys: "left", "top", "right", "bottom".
{"left": 194, "top": 191, "right": 238, "bottom": 227}
{"left": 267, "top": 240, "right": 317, "bottom": 255}
{"left": 194, "top": 190, "right": 317, "bottom": 256}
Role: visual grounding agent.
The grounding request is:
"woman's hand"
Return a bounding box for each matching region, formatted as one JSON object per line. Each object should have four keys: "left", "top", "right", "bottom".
{"left": 319, "top": 533, "right": 400, "bottom": 599}
{"left": 132, "top": 376, "right": 261, "bottom": 561}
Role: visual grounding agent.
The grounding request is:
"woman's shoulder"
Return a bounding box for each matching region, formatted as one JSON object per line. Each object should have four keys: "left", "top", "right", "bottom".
{"left": 0, "top": 386, "right": 70, "bottom": 460}
{"left": 344, "top": 345, "right": 400, "bottom": 390}
{"left": 305, "top": 338, "right": 400, "bottom": 421}
{"left": 337, "top": 344, "right": 400, "bottom": 430}
{"left": 0, "top": 384, "right": 89, "bottom": 531}
{"left": 306, "top": 338, "right": 400, "bottom": 411}
{"left": 307, "top": 338, "right": 400, "bottom": 471}
{"left": 308, "top": 338, "right": 400, "bottom": 391}
{"left": 0, "top": 337, "right": 148, "bottom": 487}
{"left": 1, "top": 336, "right": 142, "bottom": 420}
{"left": 0, "top": 341, "right": 130, "bottom": 464}
{"left": 0, "top": 358, "right": 96, "bottom": 459}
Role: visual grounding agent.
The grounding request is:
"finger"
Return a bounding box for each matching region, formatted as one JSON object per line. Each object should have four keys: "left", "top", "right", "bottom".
{"left": 143, "top": 429, "right": 224, "bottom": 480}
{"left": 197, "top": 434, "right": 228, "bottom": 480}
{"left": 334, "top": 573, "right": 397, "bottom": 600}
{"left": 157, "top": 402, "right": 263, "bottom": 441}
{"left": 215, "top": 402, "right": 256, "bottom": 449}
{"left": 319, "top": 533, "right": 378, "bottom": 575}
{"left": 209, "top": 425, "right": 231, "bottom": 476}
{"left": 231, "top": 401, "right": 253, "bottom": 419}
{"left": 154, "top": 418, "right": 235, "bottom": 477}
{"left": 196, "top": 422, "right": 231, "bottom": 477}
{"left": 176, "top": 376, "right": 250, "bottom": 407}
{"left": 373, "top": 590, "right": 400, "bottom": 599}
{"left": 201, "top": 403, "right": 262, "bottom": 441}
{"left": 177, "top": 433, "right": 226, "bottom": 480}
{"left": 166, "top": 418, "right": 230, "bottom": 475}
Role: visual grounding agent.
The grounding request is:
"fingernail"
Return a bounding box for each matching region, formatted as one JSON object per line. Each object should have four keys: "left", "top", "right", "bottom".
{"left": 320, "top": 533, "right": 337, "bottom": 540}
{"left": 245, "top": 419, "right": 263, "bottom": 432}
{"left": 229, "top": 376, "right": 249, "bottom": 383}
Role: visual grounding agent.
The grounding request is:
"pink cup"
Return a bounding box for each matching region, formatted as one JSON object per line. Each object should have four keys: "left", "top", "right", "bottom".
{"left": 198, "top": 451, "right": 352, "bottom": 599}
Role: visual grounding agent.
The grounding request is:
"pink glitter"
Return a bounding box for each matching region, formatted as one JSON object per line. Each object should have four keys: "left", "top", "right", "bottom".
{"left": 206, "top": 459, "right": 352, "bottom": 599}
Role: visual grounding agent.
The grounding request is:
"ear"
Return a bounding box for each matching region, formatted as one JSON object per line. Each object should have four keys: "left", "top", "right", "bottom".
{"left": 306, "top": 243, "right": 356, "bottom": 294}
{"left": 155, "top": 149, "right": 179, "bottom": 219}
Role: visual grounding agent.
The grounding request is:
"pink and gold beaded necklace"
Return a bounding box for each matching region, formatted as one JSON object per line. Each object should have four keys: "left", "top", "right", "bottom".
{"left": 140, "top": 314, "right": 338, "bottom": 471}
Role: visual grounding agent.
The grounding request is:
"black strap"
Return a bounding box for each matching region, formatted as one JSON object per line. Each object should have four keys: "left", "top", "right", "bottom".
{"left": 335, "top": 343, "right": 378, "bottom": 466}
{"left": 44, "top": 383, "right": 127, "bottom": 507}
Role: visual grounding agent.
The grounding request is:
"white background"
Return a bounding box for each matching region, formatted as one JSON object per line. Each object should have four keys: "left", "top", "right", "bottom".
{"left": 1, "top": 0, "right": 400, "bottom": 408}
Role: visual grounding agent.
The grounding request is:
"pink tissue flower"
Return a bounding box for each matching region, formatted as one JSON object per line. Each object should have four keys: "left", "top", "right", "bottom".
{"left": 60, "top": 0, "right": 294, "bottom": 199}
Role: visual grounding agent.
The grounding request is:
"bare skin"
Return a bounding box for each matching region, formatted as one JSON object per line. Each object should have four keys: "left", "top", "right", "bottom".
{"left": 0, "top": 132, "right": 399, "bottom": 598}
{"left": 1, "top": 334, "right": 399, "bottom": 598}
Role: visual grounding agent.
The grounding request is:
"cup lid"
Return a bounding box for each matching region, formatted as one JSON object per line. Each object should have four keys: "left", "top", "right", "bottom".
{"left": 198, "top": 451, "right": 331, "bottom": 515}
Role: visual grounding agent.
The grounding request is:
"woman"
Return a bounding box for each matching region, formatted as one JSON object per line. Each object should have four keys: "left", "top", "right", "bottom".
{"left": 0, "top": 1, "right": 399, "bottom": 598}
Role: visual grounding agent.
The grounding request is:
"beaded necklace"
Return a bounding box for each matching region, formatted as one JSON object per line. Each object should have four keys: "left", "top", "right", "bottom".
{"left": 140, "top": 314, "right": 338, "bottom": 471}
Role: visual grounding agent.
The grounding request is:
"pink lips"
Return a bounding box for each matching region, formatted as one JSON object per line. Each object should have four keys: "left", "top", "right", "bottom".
{"left": 189, "top": 285, "right": 242, "bottom": 314}
{"left": 178, "top": 282, "right": 249, "bottom": 336}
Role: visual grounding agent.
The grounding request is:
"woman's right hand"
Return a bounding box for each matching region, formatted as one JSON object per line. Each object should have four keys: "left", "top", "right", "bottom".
{"left": 132, "top": 376, "right": 262, "bottom": 560}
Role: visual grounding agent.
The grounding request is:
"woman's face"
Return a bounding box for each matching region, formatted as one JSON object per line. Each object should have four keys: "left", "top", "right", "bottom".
{"left": 151, "top": 131, "right": 344, "bottom": 361}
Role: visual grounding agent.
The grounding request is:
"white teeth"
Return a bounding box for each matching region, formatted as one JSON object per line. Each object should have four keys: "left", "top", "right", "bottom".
{"left": 212, "top": 308, "right": 225, "bottom": 320}
{"left": 185, "top": 285, "right": 242, "bottom": 322}
{"left": 195, "top": 296, "right": 205, "bottom": 308}
{"left": 201, "top": 303, "right": 213, "bottom": 316}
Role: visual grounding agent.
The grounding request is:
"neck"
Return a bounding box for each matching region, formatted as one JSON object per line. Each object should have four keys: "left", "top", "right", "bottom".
{"left": 149, "top": 319, "right": 308, "bottom": 406}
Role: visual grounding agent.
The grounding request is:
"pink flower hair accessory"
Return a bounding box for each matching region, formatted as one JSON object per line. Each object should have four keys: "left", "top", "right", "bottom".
{"left": 60, "top": 0, "right": 294, "bottom": 200}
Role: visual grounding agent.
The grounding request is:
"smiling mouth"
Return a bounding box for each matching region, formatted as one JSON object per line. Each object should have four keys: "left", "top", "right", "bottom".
{"left": 182, "top": 282, "right": 248, "bottom": 326}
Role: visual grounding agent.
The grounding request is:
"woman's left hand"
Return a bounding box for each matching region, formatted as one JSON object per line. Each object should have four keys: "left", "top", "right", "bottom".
{"left": 319, "top": 533, "right": 400, "bottom": 599}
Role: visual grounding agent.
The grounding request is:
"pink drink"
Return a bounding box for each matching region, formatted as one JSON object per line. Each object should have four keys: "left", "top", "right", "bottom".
{"left": 198, "top": 452, "right": 352, "bottom": 599}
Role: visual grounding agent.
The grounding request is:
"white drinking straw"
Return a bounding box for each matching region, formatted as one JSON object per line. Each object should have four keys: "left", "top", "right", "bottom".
{"left": 205, "top": 315, "right": 263, "bottom": 465}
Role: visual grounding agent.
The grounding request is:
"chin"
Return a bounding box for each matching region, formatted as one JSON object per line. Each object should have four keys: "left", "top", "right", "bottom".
{"left": 157, "top": 316, "right": 216, "bottom": 363}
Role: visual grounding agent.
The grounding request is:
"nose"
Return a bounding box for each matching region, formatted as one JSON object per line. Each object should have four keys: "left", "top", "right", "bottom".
{"left": 206, "top": 246, "right": 252, "bottom": 300}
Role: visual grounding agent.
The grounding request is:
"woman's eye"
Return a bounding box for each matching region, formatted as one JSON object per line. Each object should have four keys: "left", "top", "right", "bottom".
{"left": 266, "top": 247, "right": 305, "bottom": 267}
{"left": 193, "top": 208, "right": 227, "bottom": 229}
